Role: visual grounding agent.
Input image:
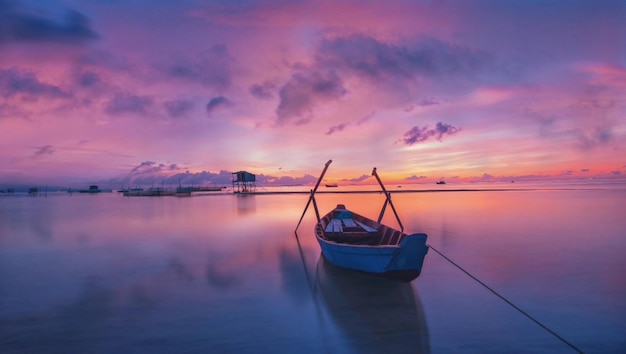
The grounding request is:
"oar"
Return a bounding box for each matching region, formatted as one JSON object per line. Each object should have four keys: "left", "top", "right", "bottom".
{"left": 295, "top": 159, "right": 333, "bottom": 232}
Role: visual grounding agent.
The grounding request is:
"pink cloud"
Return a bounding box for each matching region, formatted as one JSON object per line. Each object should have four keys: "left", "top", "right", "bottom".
{"left": 1, "top": 0, "right": 625, "bottom": 185}
{"left": 401, "top": 122, "right": 461, "bottom": 145}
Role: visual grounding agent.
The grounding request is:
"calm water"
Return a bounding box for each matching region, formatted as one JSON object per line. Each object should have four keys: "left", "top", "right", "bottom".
{"left": 1, "top": 183, "right": 625, "bottom": 353}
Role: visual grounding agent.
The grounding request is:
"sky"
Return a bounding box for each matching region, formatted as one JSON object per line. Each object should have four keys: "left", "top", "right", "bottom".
{"left": 1, "top": 0, "right": 625, "bottom": 187}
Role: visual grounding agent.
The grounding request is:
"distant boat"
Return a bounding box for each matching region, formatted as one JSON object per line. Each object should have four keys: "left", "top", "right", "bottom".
{"left": 120, "top": 185, "right": 224, "bottom": 197}
{"left": 296, "top": 160, "right": 429, "bottom": 282}
{"left": 28, "top": 187, "right": 38, "bottom": 195}
{"left": 436, "top": 178, "right": 446, "bottom": 185}
{"left": 175, "top": 186, "right": 194, "bottom": 197}
{"left": 191, "top": 186, "right": 224, "bottom": 192}
{"left": 325, "top": 183, "right": 338, "bottom": 188}
{"left": 123, "top": 187, "right": 175, "bottom": 197}
{"left": 79, "top": 185, "right": 102, "bottom": 193}
{"left": 118, "top": 187, "right": 143, "bottom": 194}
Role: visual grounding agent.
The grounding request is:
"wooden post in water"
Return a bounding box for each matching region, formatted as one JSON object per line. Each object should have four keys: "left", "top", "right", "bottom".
{"left": 372, "top": 167, "right": 404, "bottom": 232}
{"left": 295, "top": 159, "right": 332, "bottom": 232}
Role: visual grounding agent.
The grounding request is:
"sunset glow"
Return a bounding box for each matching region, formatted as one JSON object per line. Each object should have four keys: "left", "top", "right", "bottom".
{"left": 1, "top": 0, "right": 625, "bottom": 187}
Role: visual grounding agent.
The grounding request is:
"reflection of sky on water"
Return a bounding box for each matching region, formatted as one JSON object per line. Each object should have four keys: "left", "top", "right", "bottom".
{"left": 0, "top": 187, "right": 624, "bottom": 353}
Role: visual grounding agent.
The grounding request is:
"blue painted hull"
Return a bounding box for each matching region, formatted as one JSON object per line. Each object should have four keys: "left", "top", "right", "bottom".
{"left": 315, "top": 206, "right": 428, "bottom": 282}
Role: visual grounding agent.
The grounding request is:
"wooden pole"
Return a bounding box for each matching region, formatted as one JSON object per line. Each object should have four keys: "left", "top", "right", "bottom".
{"left": 372, "top": 167, "right": 404, "bottom": 232}
{"left": 295, "top": 160, "right": 333, "bottom": 232}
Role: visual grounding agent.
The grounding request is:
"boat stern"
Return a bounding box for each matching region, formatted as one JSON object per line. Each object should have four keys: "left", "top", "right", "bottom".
{"left": 386, "top": 233, "right": 429, "bottom": 276}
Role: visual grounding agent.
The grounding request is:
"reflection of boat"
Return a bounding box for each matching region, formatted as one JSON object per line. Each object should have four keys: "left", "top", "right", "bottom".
{"left": 316, "top": 256, "right": 430, "bottom": 353}
{"left": 325, "top": 183, "right": 338, "bottom": 188}
{"left": 436, "top": 178, "right": 445, "bottom": 185}
{"left": 296, "top": 160, "right": 428, "bottom": 282}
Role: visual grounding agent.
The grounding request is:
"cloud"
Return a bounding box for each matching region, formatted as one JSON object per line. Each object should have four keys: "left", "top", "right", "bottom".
{"left": 400, "top": 121, "right": 461, "bottom": 145}
{"left": 249, "top": 81, "right": 276, "bottom": 99}
{"left": 573, "top": 126, "right": 614, "bottom": 151}
{"left": 417, "top": 96, "right": 446, "bottom": 106}
{"left": 33, "top": 145, "right": 54, "bottom": 158}
{"left": 0, "top": 103, "right": 8, "bottom": 118}
{"left": 206, "top": 96, "right": 230, "bottom": 116}
{"left": 164, "top": 100, "right": 194, "bottom": 118}
{"left": 405, "top": 175, "right": 427, "bottom": 181}
{"left": 405, "top": 97, "right": 444, "bottom": 112}
{"left": 569, "top": 97, "right": 618, "bottom": 151}
{"left": 78, "top": 72, "right": 102, "bottom": 88}
{"left": 131, "top": 161, "right": 156, "bottom": 173}
{"left": 0, "top": 1, "right": 98, "bottom": 44}
{"left": 344, "top": 174, "right": 370, "bottom": 183}
{"left": 316, "top": 34, "right": 489, "bottom": 83}
{"left": 276, "top": 70, "right": 347, "bottom": 125}
{"left": 127, "top": 161, "right": 183, "bottom": 179}
{"left": 0, "top": 68, "right": 71, "bottom": 100}
{"left": 104, "top": 93, "right": 153, "bottom": 115}
{"left": 0, "top": 102, "right": 26, "bottom": 119}
{"left": 123, "top": 169, "right": 236, "bottom": 187}
{"left": 356, "top": 111, "right": 375, "bottom": 125}
{"left": 326, "top": 123, "right": 347, "bottom": 135}
{"left": 402, "top": 126, "right": 432, "bottom": 145}
{"left": 433, "top": 121, "right": 461, "bottom": 139}
{"left": 166, "top": 45, "right": 232, "bottom": 90}
{"left": 253, "top": 173, "right": 319, "bottom": 186}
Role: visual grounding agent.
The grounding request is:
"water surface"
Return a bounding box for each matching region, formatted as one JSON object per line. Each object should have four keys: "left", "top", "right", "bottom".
{"left": 1, "top": 183, "right": 624, "bottom": 353}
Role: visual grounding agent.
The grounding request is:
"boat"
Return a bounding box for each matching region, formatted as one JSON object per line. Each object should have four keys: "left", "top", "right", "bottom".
{"left": 123, "top": 187, "right": 175, "bottom": 197}
{"left": 296, "top": 160, "right": 429, "bottom": 282}
{"left": 436, "top": 178, "right": 445, "bottom": 185}
{"left": 79, "top": 185, "right": 102, "bottom": 193}
{"left": 325, "top": 183, "right": 338, "bottom": 188}
{"left": 191, "top": 186, "right": 225, "bottom": 192}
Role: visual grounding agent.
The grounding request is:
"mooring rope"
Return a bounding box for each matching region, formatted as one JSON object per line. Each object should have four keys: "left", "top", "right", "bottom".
{"left": 427, "top": 244, "right": 584, "bottom": 353}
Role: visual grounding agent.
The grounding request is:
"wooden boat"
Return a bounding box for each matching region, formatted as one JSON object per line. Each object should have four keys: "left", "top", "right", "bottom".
{"left": 315, "top": 204, "right": 428, "bottom": 281}
{"left": 123, "top": 187, "right": 175, "bottom": 197}
{"left": 296, "top": 160, "right": 429, "bottom": 282}
{"left": 325, "top": 183, "right": 338, "bottom": 188}
{"left": 79, "top": 185, "right": 102, "bottom": 193}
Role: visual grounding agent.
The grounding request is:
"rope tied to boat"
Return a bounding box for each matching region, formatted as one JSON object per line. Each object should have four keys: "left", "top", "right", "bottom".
{"left": 427, "top": 244, "right": 584, "bottom": 354}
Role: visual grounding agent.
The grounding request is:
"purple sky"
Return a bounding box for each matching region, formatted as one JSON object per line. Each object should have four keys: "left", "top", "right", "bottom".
{"left": 1, "top": 0, "right": 625, "bottom": 187}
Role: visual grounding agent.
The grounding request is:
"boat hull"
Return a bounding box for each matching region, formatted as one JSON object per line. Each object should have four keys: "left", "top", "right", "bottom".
{"left": 317, "top": 233, "right": 428, "bottom": 282}
{"left": 315, "top": 206, "right": 428, "bottom": 282}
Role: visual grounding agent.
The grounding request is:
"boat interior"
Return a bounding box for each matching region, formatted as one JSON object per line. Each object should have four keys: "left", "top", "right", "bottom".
{"left": 318, "top": 206, "right": 406, "bottom": 246}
